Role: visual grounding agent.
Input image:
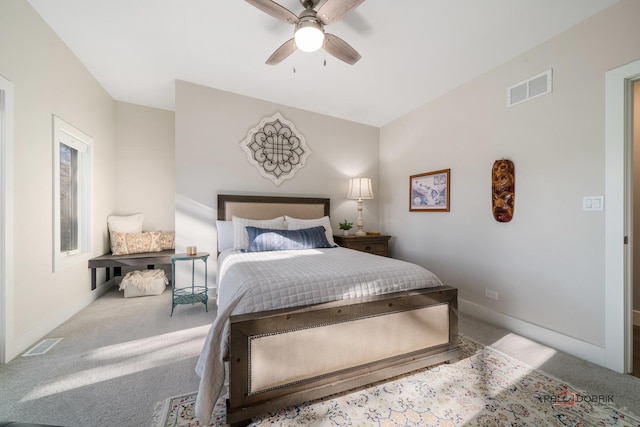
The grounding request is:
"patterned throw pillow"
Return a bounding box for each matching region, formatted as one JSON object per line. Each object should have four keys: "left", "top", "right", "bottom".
{"left": 245, "top": 226, "right": 333, "bottom": 252}
{"left": 159, "top": 231, "right": 175, "bottom": 250}
{"left": 111, "top": 231, "right": 163, "bottom": 255}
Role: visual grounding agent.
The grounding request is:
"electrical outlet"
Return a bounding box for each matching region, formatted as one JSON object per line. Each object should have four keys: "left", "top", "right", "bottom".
{"left": 485, "top": 289, "right": 499, "bottom": 300}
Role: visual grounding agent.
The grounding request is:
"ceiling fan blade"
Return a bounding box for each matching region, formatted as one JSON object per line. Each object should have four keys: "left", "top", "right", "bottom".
{"left": 324, "top": 33, "right": 361, "bottom": 65}
{"left": 266, "top": 38, "right": 297, "bottom": 65}
{"left": 316, "top": 0, "right": 365, "bottom": 25}
{"left": 245, "top": 0, "right": 299, "bottom": 24}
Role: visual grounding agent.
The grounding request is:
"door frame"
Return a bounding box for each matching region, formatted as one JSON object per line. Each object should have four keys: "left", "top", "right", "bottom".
{"left": 0, "top": 74, "right": 14, "bottom": 364}
{"left": 605, "top": 59, "right": 640, "bottom": 373}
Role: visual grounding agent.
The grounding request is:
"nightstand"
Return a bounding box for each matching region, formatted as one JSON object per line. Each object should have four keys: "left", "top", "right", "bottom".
{"left": 171, "top": 252, "right": 209, "bottom": 316}
{"left": 333, "top": 234, "right": 391, "bottom": 257}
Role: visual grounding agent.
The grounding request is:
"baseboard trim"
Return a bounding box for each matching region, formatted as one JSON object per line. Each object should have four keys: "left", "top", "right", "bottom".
{"left": 634, "top": 309, "right": 640, "bottom": 326}
{"left": 459, "top": 298, "right": 606, "bottom": 367}
{"left": 8, "top": 281, "right": 113, "bottom": 361}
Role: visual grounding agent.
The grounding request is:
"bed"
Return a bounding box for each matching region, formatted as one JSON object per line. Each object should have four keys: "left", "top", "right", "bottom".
{"left": 195, "top": 194, "right": 460, "bottom": 426}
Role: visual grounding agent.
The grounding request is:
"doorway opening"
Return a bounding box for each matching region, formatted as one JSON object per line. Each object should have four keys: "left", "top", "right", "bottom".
{"left": 633, "top": 80, "right": 640, "bottom": 378}
{"left": 605, "top": 58, "right": 640, "bottom": 374}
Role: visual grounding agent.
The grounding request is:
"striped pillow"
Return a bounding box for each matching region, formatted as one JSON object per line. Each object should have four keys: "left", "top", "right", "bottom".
{"left": 245, "top": 226, "right": 333, "bottom": 252}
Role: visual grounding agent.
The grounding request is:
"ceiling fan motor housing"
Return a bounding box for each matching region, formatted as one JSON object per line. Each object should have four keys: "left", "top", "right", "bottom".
{"left": 299, "top": 0, "right": 321, "bottom": 9}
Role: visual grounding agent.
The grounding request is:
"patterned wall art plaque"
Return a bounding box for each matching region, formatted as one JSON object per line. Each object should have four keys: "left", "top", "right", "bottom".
{"left": 240, "top": 112, "right": 311, "bottom": 186}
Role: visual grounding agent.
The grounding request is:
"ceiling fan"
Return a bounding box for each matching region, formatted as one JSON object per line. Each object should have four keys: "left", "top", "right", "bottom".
{"left": 245, "top": 0, "right": 365, "bottom": 65}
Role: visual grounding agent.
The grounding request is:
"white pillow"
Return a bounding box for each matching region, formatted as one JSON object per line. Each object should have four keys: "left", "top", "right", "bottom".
{"left": 107, "top": 213, "right": 144, "bottom": 253}
{"left": 285, "top": 215, "right": 336, "bottom": 247}
{"left": 232, "top": 216, "right": 286, "bottom": 250}
{"left": 216, "top": 220, "right": 234, "bottom": 252}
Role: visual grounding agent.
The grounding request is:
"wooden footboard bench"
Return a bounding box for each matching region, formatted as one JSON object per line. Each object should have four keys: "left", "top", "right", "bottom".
{"left": 227, "top": 285, "right": 460, "bottom": 426}
{"left": 88, "top": 249, "right": 174, "bottom": 290}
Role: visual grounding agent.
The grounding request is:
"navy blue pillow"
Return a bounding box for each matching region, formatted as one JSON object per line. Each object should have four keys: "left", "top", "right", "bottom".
{"left": 245, "top": 226, "right": 333, "bottom": 252}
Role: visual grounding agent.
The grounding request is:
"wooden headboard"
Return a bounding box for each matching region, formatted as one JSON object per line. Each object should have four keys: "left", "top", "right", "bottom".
{"left": 217, "top": 195, "right": 330, "bottom": 220}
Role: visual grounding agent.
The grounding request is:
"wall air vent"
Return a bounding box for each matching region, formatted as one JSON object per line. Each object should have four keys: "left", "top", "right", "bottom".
{"left": 507, "top": 69, "right": 553, "bottom": 107}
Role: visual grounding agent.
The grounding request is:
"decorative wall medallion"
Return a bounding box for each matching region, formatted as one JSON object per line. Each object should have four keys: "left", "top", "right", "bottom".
{"left": 240, "top": 112, "right": 311, "bottom": 185}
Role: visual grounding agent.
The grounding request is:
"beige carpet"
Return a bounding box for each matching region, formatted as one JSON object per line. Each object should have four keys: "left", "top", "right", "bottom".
{"left": 1, "top": 283, "right": 638, "bottom": 426}
{"left": 0, "top": 284, "right": 216, "bottom": 426}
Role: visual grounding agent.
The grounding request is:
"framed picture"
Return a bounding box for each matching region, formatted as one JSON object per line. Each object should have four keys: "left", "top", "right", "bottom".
{"left": 409, "top": 169, "right": 450, "bottom": 212}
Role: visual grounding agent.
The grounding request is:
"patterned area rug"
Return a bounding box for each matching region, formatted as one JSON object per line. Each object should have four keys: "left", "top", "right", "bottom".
{"left": 153, "top": 337, "right": 640, "bottom": 426}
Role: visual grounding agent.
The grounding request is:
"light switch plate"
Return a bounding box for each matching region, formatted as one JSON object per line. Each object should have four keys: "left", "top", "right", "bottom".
{"left": 583, "top": 196, "right": 604, "bottom": 211}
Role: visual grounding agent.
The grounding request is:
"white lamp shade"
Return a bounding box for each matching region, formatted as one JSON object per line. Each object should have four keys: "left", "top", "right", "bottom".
{"left": 294, "top": 21, "right": 325, "bottom": 52}
{"left": 347, "top": 177, "right": 374, "bottom": 200}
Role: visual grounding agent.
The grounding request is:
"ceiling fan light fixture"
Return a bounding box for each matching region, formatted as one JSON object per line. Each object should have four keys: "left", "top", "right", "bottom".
{"left": 247, "top": 0, "right": 363, "bottom": 65}
{"left": 294, "top": 19, "right": 324, "bottom": 52}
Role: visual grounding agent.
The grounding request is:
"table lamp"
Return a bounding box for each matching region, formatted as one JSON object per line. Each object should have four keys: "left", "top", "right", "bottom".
{"left": 347, "top": 177, "right": 374, "bottom": 236}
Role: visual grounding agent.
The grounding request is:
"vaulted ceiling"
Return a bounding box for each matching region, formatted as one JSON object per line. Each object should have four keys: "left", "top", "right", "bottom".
{"left": 28, "top": 0, "right": 619, "bottom": 126}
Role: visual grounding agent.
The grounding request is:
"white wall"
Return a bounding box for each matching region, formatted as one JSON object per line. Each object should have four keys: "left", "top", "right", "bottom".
{"left": 379, "top": 0, "right": 640, "bottom": 359}
{"left": 175, "top": 80, "right": 380, "bottom": 285}
{"left": 0, "top": 0, "right": 117, "bottom": 358}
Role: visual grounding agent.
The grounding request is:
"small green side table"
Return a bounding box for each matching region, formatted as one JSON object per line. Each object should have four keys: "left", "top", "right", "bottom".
{"left": 171, "top": 252, "right": 209, "bottom": 316}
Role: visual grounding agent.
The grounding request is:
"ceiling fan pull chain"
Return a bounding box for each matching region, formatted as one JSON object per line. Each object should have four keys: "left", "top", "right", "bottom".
{"left": 293, "top": 57, "right": 296, "bottom": 74}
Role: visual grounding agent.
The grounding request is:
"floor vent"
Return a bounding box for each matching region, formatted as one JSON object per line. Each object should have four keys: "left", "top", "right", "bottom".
{"left": 22, "top": 338, "right": 63, "bottom": 357}
{"left": 507, "top": 69, "right": 553, "bottom": 107}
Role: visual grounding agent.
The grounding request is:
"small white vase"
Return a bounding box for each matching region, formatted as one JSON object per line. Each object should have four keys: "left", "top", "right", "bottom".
{"left": 343, "top": 230, "right": 350, "bottom": 236}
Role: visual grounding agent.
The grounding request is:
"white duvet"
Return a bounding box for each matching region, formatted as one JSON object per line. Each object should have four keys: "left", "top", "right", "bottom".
{"left": 194, "top": 247, "right": 443, "bottom": 423}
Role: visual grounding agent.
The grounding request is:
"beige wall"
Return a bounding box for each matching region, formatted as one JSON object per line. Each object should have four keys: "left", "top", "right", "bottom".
{"left": 114, "top": 101, "right": 175, "bottom": 231}
{"left": 175, "top": 80, "right": 380, "bottom": 284}
{"left": 380, "top": 0, "right": 640, "bottom": 354}
{"left": 0, "top": 0, "right": 117, "bottom": 358}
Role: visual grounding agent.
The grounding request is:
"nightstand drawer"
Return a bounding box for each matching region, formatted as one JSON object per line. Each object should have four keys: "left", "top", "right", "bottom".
{"left": 333, "top": 235, "right": 391, "bottom": 257}
{"left": 347, "top": 241, "right": 387, "bottom": 255}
